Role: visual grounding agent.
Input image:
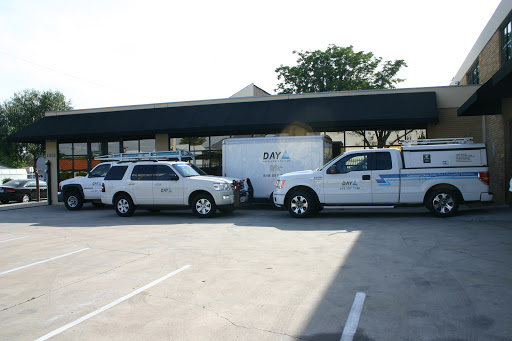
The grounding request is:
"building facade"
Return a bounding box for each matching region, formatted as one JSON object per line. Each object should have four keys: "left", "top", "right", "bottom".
{"left": 9, "top": 85, "right": 485, "bottom": 204}
{"left": 453, "top": 0, "right": 512, "bottom": 205}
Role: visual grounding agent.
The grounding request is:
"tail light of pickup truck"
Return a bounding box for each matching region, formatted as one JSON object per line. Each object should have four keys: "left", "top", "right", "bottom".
{"left": 102, "top": 183, "right": 105, "bottom": 192}
{"left": 478, "top": 172, "right": 490, "bottom": 185}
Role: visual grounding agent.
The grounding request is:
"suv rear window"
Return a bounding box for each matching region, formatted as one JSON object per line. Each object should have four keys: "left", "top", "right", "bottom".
{"left": 104, "top": 166, "right": 128, "bottom": 180}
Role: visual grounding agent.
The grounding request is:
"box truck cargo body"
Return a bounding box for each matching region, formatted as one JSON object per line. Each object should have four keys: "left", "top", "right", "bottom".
{"left": 222, "top": 136, "right": 332, "bottom": 201}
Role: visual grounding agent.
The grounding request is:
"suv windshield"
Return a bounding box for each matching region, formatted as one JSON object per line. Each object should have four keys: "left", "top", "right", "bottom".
{"left": 174, "top": 163, "right": 203, "bottom": 177}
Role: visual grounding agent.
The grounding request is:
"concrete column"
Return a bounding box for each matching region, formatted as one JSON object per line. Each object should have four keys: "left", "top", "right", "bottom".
{"left": 45, "top": 141, "right": 60, "bottom": 205}
{"left": 155, "top": 134, "right": 169, "bottom": 151}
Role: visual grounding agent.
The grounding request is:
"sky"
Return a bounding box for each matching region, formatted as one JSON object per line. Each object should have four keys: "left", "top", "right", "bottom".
{"left": 0, "top": 0, "right": 503, "bottom": 110}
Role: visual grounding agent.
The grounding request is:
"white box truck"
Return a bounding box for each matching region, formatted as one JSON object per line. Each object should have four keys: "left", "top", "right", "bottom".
{"left": 222, "top": 135, "right": 332, "bottom": 202}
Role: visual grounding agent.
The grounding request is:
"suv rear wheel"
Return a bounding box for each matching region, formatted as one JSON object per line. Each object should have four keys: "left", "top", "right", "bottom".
{"left": 115, "top": 194, "right": 136, "bottom": 217}
{"left": 192, "top": 193, "right": 216, "bottom": 218}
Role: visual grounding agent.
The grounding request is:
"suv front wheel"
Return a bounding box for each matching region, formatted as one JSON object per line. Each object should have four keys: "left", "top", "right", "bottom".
{"left": 64, "top": 190, "right": 83, "bottom": 210}
{"left": 114, "top": 194, "right": 136, "bottom": 217}
{"left": 192, "top": 193, "right": 216, "bottom": 218}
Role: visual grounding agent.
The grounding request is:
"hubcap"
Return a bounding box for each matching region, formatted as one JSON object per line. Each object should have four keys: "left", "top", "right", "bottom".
{"left": 290, "top": 195, "right": 308, "bottom": 215}
{"left": 117, "top": 199, "right": 129, "bottom": 214}
{"left": 432, "top": 193, "right": 454, "bottom": 214}
{"left": 196, "top": 198, "right": 211, "bottom": 215}
{"left": 67, "top": 196, "right": 77, "bottom": 207}
{"left": 23, "top": 195, "right": 30, "bottom": 203}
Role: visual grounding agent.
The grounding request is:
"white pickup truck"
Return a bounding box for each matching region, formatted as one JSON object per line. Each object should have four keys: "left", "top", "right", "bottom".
{"left": 273, "top": 138, "right": 493, "bottom": 217}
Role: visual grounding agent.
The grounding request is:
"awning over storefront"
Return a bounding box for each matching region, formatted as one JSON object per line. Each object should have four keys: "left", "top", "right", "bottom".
{"left": 458, "top": 62, "right": 512, "bottom": 116}
{"left": 9, "top": 91, "right": 439, "bottom": 143}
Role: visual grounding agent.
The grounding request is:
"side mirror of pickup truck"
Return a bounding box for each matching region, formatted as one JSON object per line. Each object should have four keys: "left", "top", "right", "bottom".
{"left": 169, "top": 174, "right": 179, "bottom": 181}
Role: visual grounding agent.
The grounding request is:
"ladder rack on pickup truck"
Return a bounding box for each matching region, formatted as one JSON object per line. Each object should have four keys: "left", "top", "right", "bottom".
{"left": 95, "top": 151, "right": 195, "bottom": 162}
{"left": 400, "top": 137, "right": 473, "bottom": 146}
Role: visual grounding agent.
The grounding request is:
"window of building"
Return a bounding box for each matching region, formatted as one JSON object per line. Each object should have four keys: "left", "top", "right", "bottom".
{"left": 108, "top": 141, "right": 121, "bottom": 154}
{"left": 58, "top": 142, "right": 88, "bottom": 181}
{"left": 502, "top": 18, "right": 512, "bottom": 64}
{"left": 122, "top": 139, "right": 155, "bottom": 153}
{"left": 468, "top": 61, "right": 480, "bottom": 84}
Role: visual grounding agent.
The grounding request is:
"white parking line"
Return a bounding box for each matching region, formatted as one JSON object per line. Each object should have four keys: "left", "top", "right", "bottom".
{"left": 0, "top": 248, "right": 90, "bottom": 276}
{"left": 340, "top": 292, "right": 366, "bottom": 341}
{"left": 34, "top": 265, "right": 191, "bottom": 341}
{"left": 0, "top": 236, "right": 29, "bottom": 243}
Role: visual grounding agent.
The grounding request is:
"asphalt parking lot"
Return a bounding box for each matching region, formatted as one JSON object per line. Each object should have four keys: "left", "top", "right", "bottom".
{"left": 0, "top": 202, "right": 511, "bottom": 341}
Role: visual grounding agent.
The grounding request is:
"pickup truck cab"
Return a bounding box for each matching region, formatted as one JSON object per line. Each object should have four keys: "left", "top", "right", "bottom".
{"left": 273, "top": 139, "right": 493, "bottom": 218}
{"left": 101, "top": 161, "right": 246, "bottom": 217}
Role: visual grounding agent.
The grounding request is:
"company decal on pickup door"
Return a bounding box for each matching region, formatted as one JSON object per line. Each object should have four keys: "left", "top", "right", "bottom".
{"left": 375, "top": 172, "right": 479, "bottom": 186}
{"left": 160, "top": 188, "right": 172, "bottom": 193}
{"left": 340, "top": 180, "right": 360, "bottom": 190}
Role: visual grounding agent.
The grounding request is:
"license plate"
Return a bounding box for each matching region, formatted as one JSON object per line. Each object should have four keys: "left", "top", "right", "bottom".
{"left": 240, "top": 195, "right": 246, "bottom": 203}
{"left": 0, "top": 189, "right": 4, "bottom": 193}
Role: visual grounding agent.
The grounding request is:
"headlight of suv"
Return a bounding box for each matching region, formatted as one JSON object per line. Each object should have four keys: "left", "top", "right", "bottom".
{"left": 213, "top": 183, "right": 231, "bottom": 191}
{"left": 275, "top": 180, "right": 286, "bottom": 189}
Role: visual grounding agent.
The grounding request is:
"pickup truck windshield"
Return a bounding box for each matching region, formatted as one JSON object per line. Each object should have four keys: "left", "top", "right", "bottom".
{"left": 174, "top": 164, "right": 202, "bottom": 177}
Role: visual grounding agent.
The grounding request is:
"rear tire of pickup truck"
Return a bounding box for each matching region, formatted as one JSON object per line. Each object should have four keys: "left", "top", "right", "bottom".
{"left": 192, "top": 193, "right": 217, "bottom": 218}
{"left": 114, "top": 194, "right": 135, "bottom": 217}
{"left": 286, "top": 190, "right": 318, "bottom": 218}
{"left": 426, "top": 189, "right": 460, "bottom": 217}
{"left": 64, "top": 190, "right": 83, "bottom": 211}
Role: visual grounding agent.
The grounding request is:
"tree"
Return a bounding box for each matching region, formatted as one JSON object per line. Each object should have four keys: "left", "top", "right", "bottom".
{"left": 275, "top": 44, "right": 409, "bottom": 148}
{"left": 0, "top": 89, "right": 73, "bottom": 200}
{"left": 275, "top": 44, "right": 407, "bottom": 94}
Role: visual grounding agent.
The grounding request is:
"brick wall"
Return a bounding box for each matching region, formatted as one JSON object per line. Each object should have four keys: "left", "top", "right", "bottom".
{"left": 479, "top": 30, "right": 502, "bottom": 83}
{"left": 427, "top": 108, "right": 483, "bottom": 142}
{"left": 485, "top": 114, "right": 507, "bottom": 203}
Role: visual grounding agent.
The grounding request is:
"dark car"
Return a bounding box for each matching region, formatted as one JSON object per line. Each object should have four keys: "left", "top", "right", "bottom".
{"left": 0, "top": 180, "right": 47, "bottom": 204}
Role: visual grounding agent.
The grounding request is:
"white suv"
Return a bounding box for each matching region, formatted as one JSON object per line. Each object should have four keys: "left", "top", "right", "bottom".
{"left": 59, "top": 162, "right": 117, "bottom": 210}
{"left": 101, "top": 161, "right": 245, "bottom": 217}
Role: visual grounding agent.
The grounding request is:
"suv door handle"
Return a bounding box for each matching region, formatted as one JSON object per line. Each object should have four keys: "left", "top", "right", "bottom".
{"left": 362, "top": 175, "right": 371, "bottom": 180}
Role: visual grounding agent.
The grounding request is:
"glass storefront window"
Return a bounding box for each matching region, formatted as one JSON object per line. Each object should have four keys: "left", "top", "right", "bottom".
{"left": 90, "top": 142, "right": 103, "bottom": 168}
{"left": 139, "top": 139, "right": 155, "bottom": 153}
{"left": 406, "top": 129, "right": 427, "bottom": 140}
{"left": 108, "top": 141, "right": 120, "bottom": 154}
{"left": 189, "top": 137, "right": 208, "bottom": 152}
{"left": 58, "top": 143, "right": 73, "bottom": 181}
{"left": 123, "top": 140, "right": 139, "bottom": 153}
{"left": 172, "top": 137, "right": 190, "bottom": 151}
{"left": 210, "top": 136, "right": 230, "bottom": 150}
{"left": 345, "top": 131, "right": 365, "bottom": 148}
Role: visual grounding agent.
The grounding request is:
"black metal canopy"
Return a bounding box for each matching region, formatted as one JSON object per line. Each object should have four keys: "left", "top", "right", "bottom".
{"left": 9, "top": 91, "right": 439, "bottom": 143}
{"left": 458, "top": 61, "right": 512, "bottom": 116}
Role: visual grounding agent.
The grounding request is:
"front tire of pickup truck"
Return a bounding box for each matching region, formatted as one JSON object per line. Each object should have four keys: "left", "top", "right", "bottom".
{"left": 426, "top": 188, "right": 460, "bottom": 217}
{"left": 64, "top": 190, "right": 83, "bottom": 211}
{"left": 286, "top": 190, "right": 318, "bottom": 218}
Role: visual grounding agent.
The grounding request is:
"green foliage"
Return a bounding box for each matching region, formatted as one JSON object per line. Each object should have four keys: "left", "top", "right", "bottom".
{"left": 2, "top": 178, "right": 12, "bottom": 184}
{"left": 0, "top": 89, "right": 72, "bottom": 168}
{"left": 275, "top": 44, "right": 407, "bottom": 94}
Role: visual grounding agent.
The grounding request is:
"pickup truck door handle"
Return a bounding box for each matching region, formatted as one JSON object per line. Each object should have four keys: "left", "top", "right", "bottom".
{"left": 362, "top": 175, "right": 371, "bottom": 180}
